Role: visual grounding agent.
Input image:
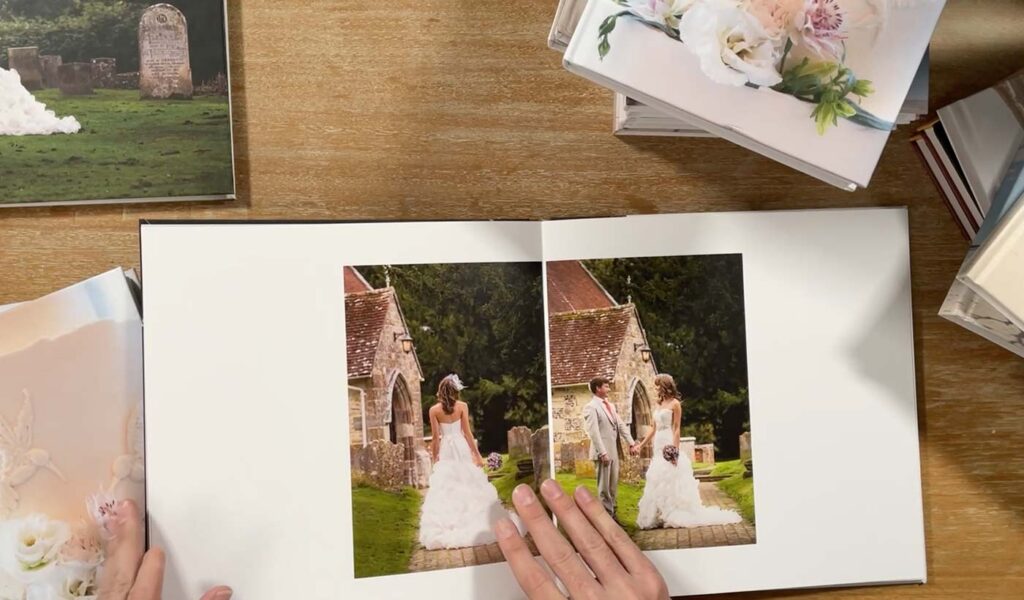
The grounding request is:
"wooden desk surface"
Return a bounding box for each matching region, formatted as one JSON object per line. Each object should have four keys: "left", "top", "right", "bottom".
{"left": 1, "top": 0, "right": 1022, "bottom": 597}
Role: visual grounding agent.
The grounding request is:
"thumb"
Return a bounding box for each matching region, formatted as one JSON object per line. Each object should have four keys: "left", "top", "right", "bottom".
{"left": 199, "top": 586, "right": 234, "bottom": 600}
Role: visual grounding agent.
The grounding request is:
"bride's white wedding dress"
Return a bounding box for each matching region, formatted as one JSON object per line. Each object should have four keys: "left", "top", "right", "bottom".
{"left": 0, "top": 67, "right": 80, "bottom": 136}
{"left": 636, "top": 408, "right": 742, "bottom": 529}
{"left": 419, "top": 420, "right": 522, "bottom": 549}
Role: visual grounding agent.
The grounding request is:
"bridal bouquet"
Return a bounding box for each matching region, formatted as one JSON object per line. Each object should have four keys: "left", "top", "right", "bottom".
{"left": 597, "top": 0, "right": 888, "bottom": 133}
{"left": 0, "top": 494, "right": 117, "bottom": 600}
{"left": 662, "top": 445, "right": 680, "bottom": 465}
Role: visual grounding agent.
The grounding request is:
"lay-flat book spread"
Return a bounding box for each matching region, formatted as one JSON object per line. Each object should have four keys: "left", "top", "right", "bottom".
{"left": 140, "top": 209, "right": 925, "bottom": 599}
{"left": 563, "top": 0, "right": 945, "bottom": 190}
{"left": 0, "top": 268, "right": 144, "bottom": 598}
{"left": 0, "top": 1, "right": 235, "bottom": 207}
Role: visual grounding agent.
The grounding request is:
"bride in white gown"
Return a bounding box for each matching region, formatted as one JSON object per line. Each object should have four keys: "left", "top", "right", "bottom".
{"left": 636, "top": 373, "right": 742, "bottom": 529}
{"left": 0, "top": 67, "right": 80, "bottom": 136}
{"left": 419, "top": 374, "right": 523, "bottom": 549}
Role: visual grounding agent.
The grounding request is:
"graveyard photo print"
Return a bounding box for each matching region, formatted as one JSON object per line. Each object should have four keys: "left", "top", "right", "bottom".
{"left": 548, "top": 256, "right": 756, "bottom": 550}
{"left": 343, "top": 263, "right": 548, "bottom": 578}
{"left": 0, "top": 1, "right": 234, "bottom": 205}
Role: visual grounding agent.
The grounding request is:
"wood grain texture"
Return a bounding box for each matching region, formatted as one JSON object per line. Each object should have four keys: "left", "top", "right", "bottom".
{"left": 1, "top": 0, "right": 1022, "bottom": 597}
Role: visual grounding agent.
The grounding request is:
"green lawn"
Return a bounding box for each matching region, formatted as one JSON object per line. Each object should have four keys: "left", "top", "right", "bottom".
{"left": 711, "top": 459, "right": 756, "bottom": 524}
{"left": 556, "top": 473, "right": 644, "bottom": 536}
{"left": 352, "top": 485, "right": 421, "bottom": 578}
{"left": 490, "top": 453, "right": 535, "bottom": 507}
{"left": 0, "top": 89, "right": 233, "bottom": 204}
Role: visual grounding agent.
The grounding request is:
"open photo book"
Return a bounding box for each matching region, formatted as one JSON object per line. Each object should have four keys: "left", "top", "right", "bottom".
{"left": 139, "top": 208, "right": 925, "bottom": 599}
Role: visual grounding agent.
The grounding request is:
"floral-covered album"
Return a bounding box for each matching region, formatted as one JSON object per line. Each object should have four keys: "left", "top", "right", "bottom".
{"left": 0, "top": 269, "right": 143, "bottom": 598}
{"left": 563, "top": 0, "right": 945, "bottom": 190}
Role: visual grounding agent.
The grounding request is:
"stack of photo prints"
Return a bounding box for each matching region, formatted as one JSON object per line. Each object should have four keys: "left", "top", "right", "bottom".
{"left": 0, "top": 0, "right": 234, "bottom": 207}
{"left": 136, "top": 212, "right": 926, "bottom": 599}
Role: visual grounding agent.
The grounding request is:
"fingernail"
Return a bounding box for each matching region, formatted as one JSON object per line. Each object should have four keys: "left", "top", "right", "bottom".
{"left": 540, "top": 478, "right": 563, "bottom": 499}
{"left": 494, "top": 517, "right": 517, "bottom": 541}
{"left": 574, "top": 485, "right": 594, "bottom": 504}
{"left": 512, "top": 484, "right": 536, "bottom": 506}
{"left": 214, "top": 589, "right": 233, "bottom": 600}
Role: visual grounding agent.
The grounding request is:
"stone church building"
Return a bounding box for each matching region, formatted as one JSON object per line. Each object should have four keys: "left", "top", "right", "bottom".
{"left": 547, "top": 261, "right": 659, "bottom": 470}
{"left": 344, "top": 267, "right": 429, "bottom": 487}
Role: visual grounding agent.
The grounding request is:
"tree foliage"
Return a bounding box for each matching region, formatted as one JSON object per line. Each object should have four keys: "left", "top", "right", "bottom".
{"left": 0, "top": 0, "right": 227, "bottom": 82}
{"left": 584, "top": 255, "right": 749, "bottom": 458}
{"left": 359, "top": 263, "right": 548, "bottom": 454}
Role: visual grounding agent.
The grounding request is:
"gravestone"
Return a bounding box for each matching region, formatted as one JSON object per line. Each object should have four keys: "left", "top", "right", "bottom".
{"left": 138, "top": 4, "right": 193, "bottom": 99}
{"left": 58, "top": 63, "right": 94, "bottom": 96}
{"left": 571, "top": 439, "right": 595, "bottom": 478}
{"left": 91, "top": 58, "right": 117, "bottom": 88}
{"left": 414, "top": 448, "right": 431, "bottom": 489}
{"left": 507, "top": 426, "right": 533, "bottom": 458}
{"left": 679, "top": 436, "right": 696, "bottom": 463}
{"left": 531, "top": 426, "right": 551, "bottom": 488}
{"left": 8, "top": 47, "right": 43, "bottom": 90}
{"left": 694, "top": 443, "right": 715, "bottom": 465}
{"left": 739, "top": 432, "right": 752, "bottom": 462}
{"left": 40, "top": 55, "right": 62, "bottom": 88}
{"left": 558, "top": 442, "right": 576, "bottom": 473}
{"left": 113, "top": 72, "right": 140, "bottom": 90}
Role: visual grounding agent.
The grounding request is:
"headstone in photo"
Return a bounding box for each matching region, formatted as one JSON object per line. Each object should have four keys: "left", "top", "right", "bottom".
{"left": 680, "top": 436, "right": 696, "bottom": 463}
{"left": 138, "top": 4, "right": 193, "bottom": 99}
{"left": 507, "top": 425, "right": 533, "bottom": 458}
{"left": 531, "top": 426, "right": 551, "bottom": 487}
{"left": 739, "top": 431, "right": 752, "bottom": 462}
{"left": 114, "top": 72, "right": 141, "bottom": 90}
{"left": 8, "top": 47, "right": 44, "bottom": 90}
{"left": 40, "top": 55, "right": 63, "bottom": 88}
{"left": 58, "top": 63, "right": 94, "bottom": 96}
{"left": 91, "top": 57, "right": 117, "bottom": 88}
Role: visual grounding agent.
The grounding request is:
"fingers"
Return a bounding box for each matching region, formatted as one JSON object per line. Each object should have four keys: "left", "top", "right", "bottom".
{"left": 127, "top": 548, "right": 165, "bottom": 600}
{"left": 493, "top": 517, "right": 564, "bottom": 600}
{"left": 573, "top": 486, "right": 653, "bottom": 576}
{"left": 98, "top": 500, "right": 146, "bottom": 600}
{"left": 198, "top": 586, "right": 234, "bottom": 600}
{"left": 538, "top": 479, "right": 626, "bottom": 584}
{"left": 511, "top": 484, "right": 600, "bottom": 599}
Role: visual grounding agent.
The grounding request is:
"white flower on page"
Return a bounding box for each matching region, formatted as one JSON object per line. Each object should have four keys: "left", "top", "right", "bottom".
{"left": 679, "top": 0, "right": 784, "bottom": 87}
{"left": 744, "top": 0, "right": 804, "bottom": 40}
{"left": 626, "top": 0, "right": 694, "bottom": 28}
{"left": 10, "top": 515, "right": 70, "bottom": 573}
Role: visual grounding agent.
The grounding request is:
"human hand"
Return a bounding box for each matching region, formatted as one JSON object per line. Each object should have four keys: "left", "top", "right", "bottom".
{"left": 474, "top": 454, "right": 485, "bottom": 468}
{"left": 100, "top": 500, "right": 233, "bottom": 600}
{"left": 629, "top": 444, "right": 640, "bottom": 456}
{"left": 598, "top": 453, "right": 610, "bottom": 465}
{"left": 493, "top": 482, "right": 669, "bottom": 600}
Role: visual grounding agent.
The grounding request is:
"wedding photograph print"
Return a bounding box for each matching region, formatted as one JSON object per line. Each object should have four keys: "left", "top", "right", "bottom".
{"left": 0, "top": 0, "right": 233, "bottom": 206}
{"left": 343, "top": 263, "right": 548, "bottom": 579}
{"left": 548, "top": 256, "right": 756, "bottom": 551}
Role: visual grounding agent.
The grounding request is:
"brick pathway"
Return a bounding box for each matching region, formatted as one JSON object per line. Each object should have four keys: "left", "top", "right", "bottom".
{"left": 408, "top": 535, "right": 538, "bottom": 573}
{"left": 631, "top": 482, "right": 756, "bottom": 550}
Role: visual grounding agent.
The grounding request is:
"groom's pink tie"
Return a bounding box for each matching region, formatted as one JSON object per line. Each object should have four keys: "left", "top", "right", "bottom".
{"left": 602, "top": 399, "right": 616, "bottom": 422}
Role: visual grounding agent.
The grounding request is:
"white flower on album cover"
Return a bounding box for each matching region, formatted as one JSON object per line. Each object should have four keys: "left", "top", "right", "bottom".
{"left": 595, "top": 0, "right": 940, "bottom": 133}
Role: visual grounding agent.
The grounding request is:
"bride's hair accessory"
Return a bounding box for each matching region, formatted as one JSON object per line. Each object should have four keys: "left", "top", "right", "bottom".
{"left": 663, "top": 445, "right": 680, "bottom": 463}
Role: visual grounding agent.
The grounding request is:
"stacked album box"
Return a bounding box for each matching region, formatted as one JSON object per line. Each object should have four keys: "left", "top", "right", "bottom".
{"left": 911, "top": 70, "right": 1024, "bottom": 357}
{"left": 548, "top": 0, "right": 945, "bottom": 190}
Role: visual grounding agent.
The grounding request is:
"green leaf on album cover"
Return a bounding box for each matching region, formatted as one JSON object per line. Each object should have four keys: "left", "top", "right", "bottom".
{"left": 599, "top": 14, "right": 618, "bottom": 36}
{"left": 599, "top": 37, "right": 611, "bottom": 59}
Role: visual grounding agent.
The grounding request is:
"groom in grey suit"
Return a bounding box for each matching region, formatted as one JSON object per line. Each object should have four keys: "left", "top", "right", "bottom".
{"left": 582, "top": 376, "right": 640, "bottom": 518}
